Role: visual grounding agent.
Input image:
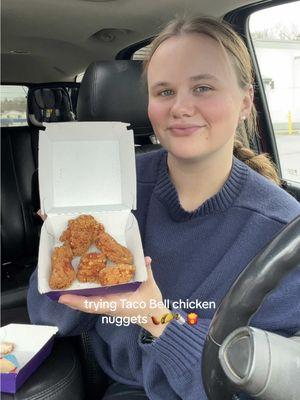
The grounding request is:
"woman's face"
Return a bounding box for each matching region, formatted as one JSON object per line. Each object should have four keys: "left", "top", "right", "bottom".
{"left": 147, "top": 33, "right": 253, "bottom": 163}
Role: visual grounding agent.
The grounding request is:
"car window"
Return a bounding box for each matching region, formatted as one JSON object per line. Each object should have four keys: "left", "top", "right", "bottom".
{"left": 76, "top": 72, "right": 85, "bottom": 83}
{"left": 0, "top": 85, "right": 28, "bottom": 127}
{"left": 132, "top": 45, "right": 151, "bottom": 60}
{"left": 249, "top": 2, "right": 300, "bottom": 184}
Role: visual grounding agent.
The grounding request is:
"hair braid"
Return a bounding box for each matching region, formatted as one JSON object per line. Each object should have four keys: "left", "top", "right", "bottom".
{"left": 233, "top": 140, "right": 281, "bottom": 185}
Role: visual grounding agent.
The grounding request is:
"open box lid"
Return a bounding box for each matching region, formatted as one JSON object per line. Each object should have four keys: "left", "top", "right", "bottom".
{"left": 39, "top": 121, "right": 136, "bottom": 216}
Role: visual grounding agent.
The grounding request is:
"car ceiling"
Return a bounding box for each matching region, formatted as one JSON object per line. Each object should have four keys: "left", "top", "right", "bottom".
{"left": 2, "top": 0, "right": 260, "bottom": 84}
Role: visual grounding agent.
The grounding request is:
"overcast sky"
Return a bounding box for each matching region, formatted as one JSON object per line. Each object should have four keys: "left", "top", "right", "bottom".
{"left": 250, "top": 1, "right": 300, "bottom": 32}
{"left": 1, "top": 86, "right": 28, "bottom": 101}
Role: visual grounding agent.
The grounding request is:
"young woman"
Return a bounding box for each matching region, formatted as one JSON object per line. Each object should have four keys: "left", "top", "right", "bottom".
{"left": 28, "top": 17, "right": 300, "bottom": 400}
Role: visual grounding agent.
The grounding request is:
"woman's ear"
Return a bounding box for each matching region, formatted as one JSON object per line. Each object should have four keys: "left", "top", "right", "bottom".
{"left": 240, "top": 84, "right": 254, "bottom": 119}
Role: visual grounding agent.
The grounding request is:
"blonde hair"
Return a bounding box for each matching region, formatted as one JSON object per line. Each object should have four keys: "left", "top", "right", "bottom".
{"left": 143, "top": 16, "right": 281, "bottom": 185}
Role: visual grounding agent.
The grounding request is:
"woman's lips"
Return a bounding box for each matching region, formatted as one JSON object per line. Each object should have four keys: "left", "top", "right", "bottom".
{"left": 168, "top": 125, "right": 205, "bottom": 136}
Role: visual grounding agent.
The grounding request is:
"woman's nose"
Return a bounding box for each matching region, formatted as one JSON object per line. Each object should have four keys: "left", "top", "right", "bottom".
{"left": 170, "top": 93, "right": 196, "bottom": 118}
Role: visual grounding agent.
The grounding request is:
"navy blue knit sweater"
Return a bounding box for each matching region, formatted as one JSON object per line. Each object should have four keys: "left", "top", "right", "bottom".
{"left": 27, "top": 149, "right": 300, "bottom": 399}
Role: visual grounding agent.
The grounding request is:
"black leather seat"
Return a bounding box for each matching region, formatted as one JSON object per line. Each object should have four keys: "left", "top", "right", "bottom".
{"left": 77, "top": 60, "right": 160, "bottom": 151}
{"left": 1, "top": 85, "right": 75, "bottom": 324}
{"left": 1, "top": 125, "right": 40, "bottom": 324}
{"left": 1, "top": 338, "right": 85, "bottom": 400}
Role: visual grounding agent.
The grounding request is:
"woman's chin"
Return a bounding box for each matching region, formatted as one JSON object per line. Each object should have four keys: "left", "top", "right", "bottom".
{"left": 167, "top": 144, "right": 209, "bottom": 163}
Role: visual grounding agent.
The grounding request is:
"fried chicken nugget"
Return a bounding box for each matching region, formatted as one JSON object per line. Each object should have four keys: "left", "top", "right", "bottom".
{"left": 94, "top": 231, "right": 133, "bottom": 264}
{"left": 49, "top": 245, "right": 75, "bottom": 289}
{"left": 93, "top": 222, "right": 105, "bottom": 240}
{"left": 98, "top": 264, "right": 136, "bottom": 286}
{"left": 77, "top": 252, "right": 106, "bottom": 283}
{"left": 60, "top": 215, "right": 99, "bottom": 257}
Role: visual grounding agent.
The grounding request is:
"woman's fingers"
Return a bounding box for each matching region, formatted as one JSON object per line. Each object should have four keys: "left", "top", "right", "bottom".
{"left": 58, "top": 294, "right": 96, "bottom": 313}
{"left": 145, "top": 256, "right": 152, "bottom": 266}
{"left": 37, "top": 209, "right": 47, "bottom": 221}
{"left": 144, "top": 256, "right": 154, "bottom": 281}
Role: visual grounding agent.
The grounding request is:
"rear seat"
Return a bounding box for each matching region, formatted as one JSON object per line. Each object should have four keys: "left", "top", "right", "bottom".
{"left": 1, "top": 87, "right": 75, "bottom": 325}
{"left": 27, "top": 87, "right": 74, "bottom": 127}
{"left": 1, "top": 125, "right": 40, "bottom": 323}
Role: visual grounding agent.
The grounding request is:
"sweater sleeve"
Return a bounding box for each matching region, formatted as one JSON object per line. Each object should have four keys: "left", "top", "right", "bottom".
{"left": 27, "top": 269, "right": 98, "bottom": 336}
{"left": 138, "top": 310, "right": 211, "bottom": 400}
{"left": 250, "top": 264, "right": 300, "bottom": 335}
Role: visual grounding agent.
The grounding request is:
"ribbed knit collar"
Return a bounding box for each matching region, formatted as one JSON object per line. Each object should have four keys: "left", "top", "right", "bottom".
{"left": 153, "top": 150, "right": 248, "bottom": 221}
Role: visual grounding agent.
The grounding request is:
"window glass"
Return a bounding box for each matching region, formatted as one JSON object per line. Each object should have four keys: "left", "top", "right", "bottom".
{"left": 0, "top": 85, "right": 28, "bottom": 126}
{"left": 249, "top": 2, "right": 300, "bottom": 183}
{"left": 132, "top": 44, "right": 151, "bottom": 60}
{"left": 76, "top": 72, "right": 85, "bottom": 83}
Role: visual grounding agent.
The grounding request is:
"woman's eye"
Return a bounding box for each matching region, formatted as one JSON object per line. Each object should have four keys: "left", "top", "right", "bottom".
{"left": 194, "top": 86, "right": 211, "bottom": 93}
{"left": 159, "top": 89, "right": 174, "bottom": 97}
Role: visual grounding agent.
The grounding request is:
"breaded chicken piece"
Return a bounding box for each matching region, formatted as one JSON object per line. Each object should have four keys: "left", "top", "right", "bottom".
{"left": 93, "top": 221, "right": 105, "bottom": 239}
{"left": 60, "top": 215, "right": 98, "bottom": 256}
{"left": 77, "top": 252, "right": 106, "bottom": 283}
{"left": 98, "top": 264, "right": 135, "bottom": 286}
{"left": 94, "top": 231, "right": 133, "bottom": 264}
{"left": 64, "top": 215, "right": 97, "bottom": 233}
{"left": 49, "top": 245, "right": 75, "bottom": 289}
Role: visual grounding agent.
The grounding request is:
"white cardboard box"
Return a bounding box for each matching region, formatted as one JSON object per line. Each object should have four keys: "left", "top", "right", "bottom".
{"left": 37, "top": 122, "right": 146, "bottom": 299}
{"left": 0, "top": 324, "right": 58, "bottom": 393}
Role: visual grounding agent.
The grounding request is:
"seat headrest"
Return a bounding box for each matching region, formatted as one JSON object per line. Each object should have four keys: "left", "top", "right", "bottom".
{"left": 34, "top": 88, "right": 60, "bottom": 109}
{"left": 27, "top": 87, "right": 74, "bottom": 127}
{"left": 77, "top": 60, "right": 151, "bottom": 129}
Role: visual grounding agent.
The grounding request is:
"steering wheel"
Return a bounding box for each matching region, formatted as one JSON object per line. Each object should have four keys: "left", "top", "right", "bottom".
{"left": 202, "top": 215, "right": 300, "bottom": 400}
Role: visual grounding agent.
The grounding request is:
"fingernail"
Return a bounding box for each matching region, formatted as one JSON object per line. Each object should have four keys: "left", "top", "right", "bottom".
{"left": 58, "top": 297, "right": 67, "bottom": 304}
{"left": 145, "top": 256, "right": 152, "bottom": 265}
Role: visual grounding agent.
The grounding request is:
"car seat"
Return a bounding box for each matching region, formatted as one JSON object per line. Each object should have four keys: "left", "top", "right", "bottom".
{"left": 77, "top": 60, "right": 160, "bottom": 152}
{"left": 27, "top": 87, "right": 74, "bottom": 127}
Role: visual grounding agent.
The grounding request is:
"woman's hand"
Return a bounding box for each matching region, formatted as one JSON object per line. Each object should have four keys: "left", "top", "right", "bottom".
{"left": 58, "top": 257, "right": 171, "bottom": 337}
{"left": 37, "top": 209, "right": 47, "bottom": 221}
